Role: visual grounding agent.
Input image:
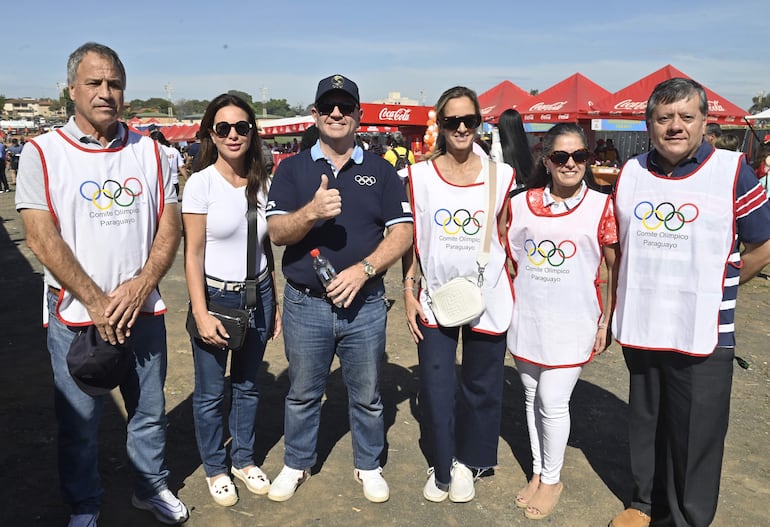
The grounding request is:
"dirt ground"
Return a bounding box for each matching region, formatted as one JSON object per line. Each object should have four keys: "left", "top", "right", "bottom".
{"left": 1, "top": 188, "right": 768, "bottom": 527}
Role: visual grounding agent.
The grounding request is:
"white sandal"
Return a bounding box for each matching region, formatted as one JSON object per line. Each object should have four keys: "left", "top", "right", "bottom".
{"left": 232, "top": 465, "right": 271, "bottom": 495}
{"left": 206, "top": 475, "right": 238, "bottom": 506}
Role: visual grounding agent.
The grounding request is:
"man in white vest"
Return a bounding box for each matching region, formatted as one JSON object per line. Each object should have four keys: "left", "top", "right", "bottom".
{"left": 15, "top": 42, "right": 188, "bottom": 527}
{"left": 608, "top": 78, "right": 770, "bottom": 527}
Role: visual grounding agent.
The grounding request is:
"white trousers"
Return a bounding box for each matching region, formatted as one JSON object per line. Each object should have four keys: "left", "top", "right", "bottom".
{"left": 515, "top": 359, "right": 582, "bottom": 485}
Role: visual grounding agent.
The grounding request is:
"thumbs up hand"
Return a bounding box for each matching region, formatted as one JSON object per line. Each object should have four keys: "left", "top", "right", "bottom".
{"left": 312, "top": 174, "right": 342, "bottom": 220}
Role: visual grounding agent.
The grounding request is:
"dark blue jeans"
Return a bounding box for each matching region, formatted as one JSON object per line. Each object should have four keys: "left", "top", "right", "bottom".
{"left": 191, "top": 277, "right": 275, "bottom": 477}
{"left": 417, "top": 323, "right": 506, "bottom": 487}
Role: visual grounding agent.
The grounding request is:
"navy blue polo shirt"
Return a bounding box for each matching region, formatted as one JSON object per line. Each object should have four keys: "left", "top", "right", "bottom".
{"left": 266, "top": 142, "right": 413, "bottom": 288}
{"left": 646, "top": 141, "right": 770, "bottom": 347}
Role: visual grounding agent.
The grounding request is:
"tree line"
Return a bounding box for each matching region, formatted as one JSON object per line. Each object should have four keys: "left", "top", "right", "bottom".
{"left": 43, "top": 89, "right": 310, "bottom": 121}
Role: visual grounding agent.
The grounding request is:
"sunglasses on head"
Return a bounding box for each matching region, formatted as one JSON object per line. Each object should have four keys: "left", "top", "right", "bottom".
{"left": 548, "top": 149, "right": 590, "bottom": 164}
{"left": 315, "top": 101, "right": 358, "bottom": 116}
{"left": 441, "top": 114, "right": 482, "bottom": 131}
{"left": 213, "top": 120, "right": 252, "bottom": 138}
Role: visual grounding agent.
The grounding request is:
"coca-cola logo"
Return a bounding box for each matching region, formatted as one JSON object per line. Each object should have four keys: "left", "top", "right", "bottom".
{"left": 378, "top": 107, "right": 412, "bottom": 121}
{"left": 614, "top": 99, "right": 647, "bottom": 111}
{"left": 708, "top": 100, "right": 725, "bottom": 112}
{"left": 529, "top": 101, "right": 568, "bottom": 112}
{"left": 558, "top": 114, "right": 570, "bottom": 120}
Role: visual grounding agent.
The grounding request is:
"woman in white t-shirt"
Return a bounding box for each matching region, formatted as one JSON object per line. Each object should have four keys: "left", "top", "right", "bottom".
{"left": 182, "top": 93, "right": 281, "bottom": 507}
{"left": 401, "top": 86, "right": 514, "bottom": 504}
{"left": 506, "top": 123, "right": 619, "bottom": 520}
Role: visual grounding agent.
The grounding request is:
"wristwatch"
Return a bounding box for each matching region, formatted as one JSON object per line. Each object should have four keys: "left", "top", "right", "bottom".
{"left": 362, "top": 259, "right": 377, "bottom": 278}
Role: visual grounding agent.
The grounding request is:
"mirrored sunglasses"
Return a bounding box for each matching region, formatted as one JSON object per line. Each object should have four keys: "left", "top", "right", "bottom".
{"left": 315, "top": 101, "right": 358, "bottom": 116}
{"left": 441, "top": 114, "right": 482, "bottom": 131}
{"left": 213, "top": 120, "right": 252, "bottom": 138}
{"left": 548, "top": 149, "right": 590, "bottom": 164}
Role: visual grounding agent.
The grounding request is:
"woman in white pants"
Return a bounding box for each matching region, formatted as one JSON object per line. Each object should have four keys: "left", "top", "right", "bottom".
{"left": 506, "top": 123, "right": 619, "bottom": 520}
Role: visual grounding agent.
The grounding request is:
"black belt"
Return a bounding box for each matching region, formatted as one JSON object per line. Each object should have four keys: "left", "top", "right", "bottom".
{"left": 286, "top": 278, "right": 383, "bottom": 301}
{"left": 286, "top": 279, "right": 330, "bottom": 302}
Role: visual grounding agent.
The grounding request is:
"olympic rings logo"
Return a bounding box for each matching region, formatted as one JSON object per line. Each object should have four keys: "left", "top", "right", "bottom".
{"left": 433, "top": 208, "right": 485, "bottom": 235}
{"left": 79, "top": 178, "right": 144, "bottom": 210}
{"left": 524, "top": 239, "right": 577, "bottom": 267}
{"left": 354, "top": 174, "right": 376, "bottom": 186}
{"left": 633, "top": 201, "right": 699, "bottom": 231}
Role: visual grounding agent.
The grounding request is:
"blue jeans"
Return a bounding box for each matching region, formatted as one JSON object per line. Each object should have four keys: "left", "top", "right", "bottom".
{"left": 417, "top": 323, "right": 506, "bottom": 487}
{"left": 46, "top": 292, "right": 170, "bottom": 514}
{"left": 191, "top": 277, "right": 275, "bottom": 477}
{"left": 281, "top": 281, "right": 387, "bottom": 471}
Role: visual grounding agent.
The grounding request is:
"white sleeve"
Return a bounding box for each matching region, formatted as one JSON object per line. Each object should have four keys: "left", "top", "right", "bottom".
{"left": 181, "top": 169, "right": 210, "bottom": 214}
{"left": 14, "top": 143, "right": 48, "bottom": 212}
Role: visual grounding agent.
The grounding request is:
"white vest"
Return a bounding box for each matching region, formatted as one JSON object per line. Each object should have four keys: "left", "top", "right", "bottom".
{"left": 612, "top": 150, "right": 740, "bottom": 355}
{"left": 507, "top": 188, "right": 609, "bottom": 366}
{"left": 35, "top": 130, "right": 167, "bottom": 325}
{"left": 409, "top": 158, "right": 514, "bottom": 333}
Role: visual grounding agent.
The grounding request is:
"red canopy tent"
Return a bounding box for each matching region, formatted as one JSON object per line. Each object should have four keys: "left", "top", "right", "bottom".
{"left": 161, "top": 124, "right": 200, "bottom": 143}
{"left": 478, "top": 80, "right": 531, "bottom": 123}
{"left": 592, "top": 65, "right": 747, "bottom": 124}
{"left": 518, "top": 73, "right": 612, "bottom": 123}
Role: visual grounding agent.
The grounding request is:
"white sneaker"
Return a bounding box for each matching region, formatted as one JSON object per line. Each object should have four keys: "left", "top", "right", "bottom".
{"left": 131, "top": 488, "right": 189, "bottom": 524}
{"left": 354, "top": 467, "right": 390, "bottom": 503}
{"left": 206, "top": 475, "right": 238, "bottom": 506}
{"left": 267, "top": 465, "right": 309, "bottom": 502}
{"left": 232, "top": 465, "right": 270, "bottom": 495}
{"left": 68, "top": 512, "right": 99, "bottom": 527}
{"left": 449, "top": 460, "right": 475, "bottom": 503}
{"left": 423, "top": 468, "right": 449, "bottom": 502}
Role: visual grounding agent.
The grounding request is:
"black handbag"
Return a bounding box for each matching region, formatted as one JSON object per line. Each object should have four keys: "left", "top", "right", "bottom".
{"left": 186, "top": 301, "right": 249, "bottom": 350}
{"left": 186, "top": 201, "right": 259, "bottom": 351}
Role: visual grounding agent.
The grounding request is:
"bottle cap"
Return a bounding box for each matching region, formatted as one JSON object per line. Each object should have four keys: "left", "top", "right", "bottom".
{"left": 310, "top": 248, "right": 320, "bottom": 257}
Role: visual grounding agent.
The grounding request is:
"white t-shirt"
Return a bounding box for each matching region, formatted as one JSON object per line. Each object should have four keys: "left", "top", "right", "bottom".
{"left": 161, "top": 144, "right": 184, "bottom": 185}
{"left": 182, "top": 164, "right": 269, "bottom": 281}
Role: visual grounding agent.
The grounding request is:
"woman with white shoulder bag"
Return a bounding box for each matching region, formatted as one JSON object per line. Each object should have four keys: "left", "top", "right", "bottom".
{"left": 401, "top": 86, "right": 514, "bottom": 504}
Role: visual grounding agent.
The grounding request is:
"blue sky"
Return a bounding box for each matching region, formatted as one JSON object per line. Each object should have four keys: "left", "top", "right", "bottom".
{"left": 3, "top": 1, "right": 767, "bottom": 111}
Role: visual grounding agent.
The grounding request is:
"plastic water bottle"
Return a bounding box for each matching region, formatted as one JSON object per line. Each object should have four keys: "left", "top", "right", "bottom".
{"left": 310, "top": 248, "right": 343, "bottom": 307}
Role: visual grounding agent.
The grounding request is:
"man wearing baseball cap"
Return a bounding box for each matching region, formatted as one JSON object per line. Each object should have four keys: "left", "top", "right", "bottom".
{"left": 265, "top": 74, "right": 413, "bottom": 503}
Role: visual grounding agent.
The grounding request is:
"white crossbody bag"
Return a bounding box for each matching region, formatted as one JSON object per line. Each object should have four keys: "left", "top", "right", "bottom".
{"left": 424, "top": 161, "right": 497, "bottom": 327}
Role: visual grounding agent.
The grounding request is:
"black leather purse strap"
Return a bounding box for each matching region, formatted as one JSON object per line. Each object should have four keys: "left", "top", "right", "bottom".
{"left": 245, "top": 200, "right": 258, "bottom": 308}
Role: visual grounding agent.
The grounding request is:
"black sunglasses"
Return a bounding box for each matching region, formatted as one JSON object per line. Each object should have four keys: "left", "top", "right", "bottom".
{"left": 316, "top": 101, "right": 358, "bottom": 116}
{"left": 441, "top": 114, "right": 482, "bottom": 131}
{"left": 548, "top": 149, "right": 590, "bottom": 165}
{"left": 213, "top": 120, "right": 252, "bottom": 138}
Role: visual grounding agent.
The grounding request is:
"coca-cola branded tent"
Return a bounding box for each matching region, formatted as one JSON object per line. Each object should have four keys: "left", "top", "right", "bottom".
{"left": 360, "top": 103, "right": 431, "bottom": 127}
{"left": 478, "top": 80, "right": 531, "bottom": 123}
{"left": 593, "top": 65, "right": 747, "bottom": 124}
{"left": 259, "top": 103, "right": 432, "bottom": 137}
{"left": 518, "top": 73, "right": 612, "bottom": 123}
